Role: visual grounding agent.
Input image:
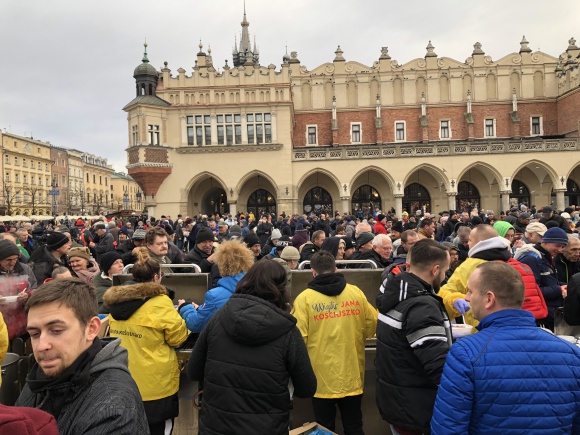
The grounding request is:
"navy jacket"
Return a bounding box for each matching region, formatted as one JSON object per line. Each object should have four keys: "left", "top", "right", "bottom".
{"left": 432, "top": 309, "right": 580, "bottom": 434}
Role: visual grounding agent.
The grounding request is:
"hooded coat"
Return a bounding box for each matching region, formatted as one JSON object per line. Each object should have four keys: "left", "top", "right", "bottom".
{"left": 179, "top": 273, "right": 245, "bottom": 332}
{"left": 15, "top": 338, "right": 149, "bottom": 435}
{"left": 71, "top": 259, "right": 100, "bottom": 287}
{"left": 291, "top": 273, "right": 377, "bottom": 398}
{"left": 376, "top": 271, "right": 452, "bottom": 433}
{"left": 103, "top": 282, "right": 188, "bottom": 424}
{"left": 188, "top": 294, "right": 317, "bottom": 435}
{"left": 438, "top": 237, "right": 511, "bottom": 327}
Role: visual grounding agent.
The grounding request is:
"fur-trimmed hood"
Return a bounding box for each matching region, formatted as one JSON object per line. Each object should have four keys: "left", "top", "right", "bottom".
{"left": 103, "top": 282, "right": 168, "bottom": 321}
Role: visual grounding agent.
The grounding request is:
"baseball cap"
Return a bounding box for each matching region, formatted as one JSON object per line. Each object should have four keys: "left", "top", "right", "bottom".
{"left": 525, "top": 222, "right": 547, "bottom": 236}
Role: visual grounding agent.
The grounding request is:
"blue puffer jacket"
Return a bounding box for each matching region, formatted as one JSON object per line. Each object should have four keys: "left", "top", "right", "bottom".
{"left": 179, "top": 273, "right": 245, "bottom": 332}
{"left": 431, "top": 309, "right": 580, "bottom": 435}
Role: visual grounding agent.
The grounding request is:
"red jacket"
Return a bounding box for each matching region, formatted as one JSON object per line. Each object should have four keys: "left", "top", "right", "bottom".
{"left": 0, "top": 405, "right": 58, "bottom": 435}
{"left": 374, "top": 221, "right": 387, "bottom": 235}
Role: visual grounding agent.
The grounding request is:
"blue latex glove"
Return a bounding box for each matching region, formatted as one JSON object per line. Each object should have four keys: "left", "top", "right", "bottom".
{"left": 453, "top": 298, "right": 471, "bottom": 315}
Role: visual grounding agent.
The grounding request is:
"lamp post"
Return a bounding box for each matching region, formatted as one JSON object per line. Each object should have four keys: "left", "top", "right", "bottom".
{"left": 49, "top": 180, "right": 60, "bottom": 217}
{"left": 123, "top": 192, "right": 129, "bottom": 210}
{"left": 136, "top": 190, "right": 142, "bottom": 212}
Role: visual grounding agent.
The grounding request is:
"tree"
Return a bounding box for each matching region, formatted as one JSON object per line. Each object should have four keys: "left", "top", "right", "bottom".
{"left": 1, "top": 182, "right": 22, "bottom": 216}
{"left": 23, "top": 184, "right": 44, "bottom": 215}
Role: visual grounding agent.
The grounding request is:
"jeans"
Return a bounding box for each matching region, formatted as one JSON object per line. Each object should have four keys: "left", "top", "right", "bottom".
{"left": 312, "top": 394, "right": 364, "bottom": 435}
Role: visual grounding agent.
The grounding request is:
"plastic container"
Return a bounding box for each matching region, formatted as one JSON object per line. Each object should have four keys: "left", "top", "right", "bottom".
{"left": 452, "top": 324, "right": 472, "bottom": 339}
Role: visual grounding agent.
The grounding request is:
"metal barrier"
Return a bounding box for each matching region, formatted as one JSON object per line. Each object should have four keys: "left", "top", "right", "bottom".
{"left": 297, "top": 259, "right": 378, "bottom": 270}
{"left": 554, "top": 307, "right": 580, "bottom": 336}
{"left": 122, "top": 263, "right": 202, "bottom": 274}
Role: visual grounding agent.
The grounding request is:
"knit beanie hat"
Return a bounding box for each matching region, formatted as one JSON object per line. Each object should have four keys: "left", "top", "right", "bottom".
{"left": 0, "top": 240, "right": 21, "bottom": 260}
{"left": 271, "top": 229, "right": 282, "bottom": 240}
{"left": 99, "top": 251, "right": 123, "bottom": 275}
{"left": 391, "top": 221, "right": 404, "bottom": 233}
{"left": 356, "top": 232, "right": 375, "bottom": 248}
{"left": 281, "top": 246, "right": 300, "bottom": 261}
{"left": 296, "top": 223, "right": 304, "bottom": 231}
{"left": 46, "top": 232, "right": 69, "bottom": 251}
{"left": 94, "top": 223, "right": 106, "bottom": 230}
{"left": 196, "top": 227, "right": 215, "bottom": 244}
{"left": 342, "top": 236, "right": 354, "bottom": 251}
{"left": 493, "top": 221, "right": 515, "bottom": 238}
{"left": 119, "top": 227, "right": 129, "bottom": 236}
{"left": 244, "top": 233, "right": 261, "bottom": 248}
{"left": 230, "top": 225, "right": 242, "bottom": 237}
{"left": 132, "top": 229, "right": 147, "bottom": 240}
{"left": 68, "top": 247, "right": 91, "bottom": 262}
{"left": 542, "top": 227, "right": 569, "bottom": 245}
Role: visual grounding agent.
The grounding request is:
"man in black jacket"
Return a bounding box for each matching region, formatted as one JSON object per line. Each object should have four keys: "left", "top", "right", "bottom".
{"left": 184, "top": 227, "right": 216, "bottom": 273}
{"left": 555, "top": 234, "right": 580, "bottom": 283}
{"left": 540, "top": 206, "right": 571, "bottom": 233}
{"left": 115, "top": 229, "right": 147, "bottom": 266}
{"left": 376, "top": 239, "right": 451, "bottom": 434}
{"left": 16, "top": 279, "right": 148, "bottom": 435}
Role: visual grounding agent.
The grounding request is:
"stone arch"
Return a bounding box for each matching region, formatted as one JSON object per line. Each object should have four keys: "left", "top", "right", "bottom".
{"left": 456, "top": 161, "right": 503, "bottom": 189}
{"left": 236, "top": 171, "right": 278, "bottom": 215}
{"left": 533, "top": 71, "right": 544, "bottom": 97}
{"left": 184, "top": 171, "right": 227, "bottom": 195}
{"left": 324, "top": 80, "right": 333, "bottom": 107}
{"left": 349, "top": 166, "right": 395, "bottom": 194}
{"left": 403, "top": 163, "right": 448, "bottom": 188}
{"left": 463, "top": 74, "right": 473, "bottom": 97}
{"left": 486, "top": 73, "right": 497, "bottom": 100}
{"left": 393, "top": 77, "right": 403, "bottom": 104}
{"left": 511, "top": 160, "right": 558, "bottom": 190}
{"left": 439, "top": 75, "right": 449, "bottom": 102}
{"left": 235, "top": 170, "right": 278, "bottom": 196}
{"left": 185, "top": 172, "right": 229, "bottom": 216}
{"left": 416, "top": 76, "right": 426, "bottom": 102}
{"left": 297, "top": 168, "right": 342, "bottom": 213}
{"left": 510, "top": 71, "right": 521, "bottom": 97}
{"left": 369, "top": 79, "right": 379, "bottom": 106}
{"left": 302, "top": 82, "right": 312, "bottom": 108}
{"left": 347, "top": 80, "right": 357, "bottom": 106}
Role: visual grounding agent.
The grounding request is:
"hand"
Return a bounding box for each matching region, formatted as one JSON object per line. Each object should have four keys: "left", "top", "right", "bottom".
{"left": 561, "top": 285, "right": 568, "bottom": 298}
{"left": 131, "top": 247, "right": 141, "bottom": 256}
{"left": 192, "top": 302, "right": 199, "bottom": 309}
{"left": 177, "top": 299, "right": 185, "bottom": 309}
{"left": 207, "top": 253, "right": 215, "bottom": 263}
{"left": 89, "top": 242, "right": 95, "bottom": 248}
{"left": 17, "top": 291, "right": 29, "bottom": 303}
{"left": 454, "top": 298, "right": 471, "bottom": 315}
{"left": 512, "top": 239, "right": 525, "bottom": 249}
{"left": 0, "top": 296, "right": 5, "bottom": 306}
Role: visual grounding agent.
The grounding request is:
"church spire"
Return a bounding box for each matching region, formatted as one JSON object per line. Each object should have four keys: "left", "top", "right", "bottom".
{"left": 233, "top": 2, "right": 259, "bottom": 67}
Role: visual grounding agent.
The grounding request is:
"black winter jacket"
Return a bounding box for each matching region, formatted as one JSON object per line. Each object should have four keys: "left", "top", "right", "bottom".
{"left": 188, "top": 293, "right": 316, "bottom": 435}
{"left": 564, "top": 273, "right": 580, "bottom": 325}
{"left": 376, "top": 272, "right": 451, "bottom": 434}
{"left": 184, "top": 246, "right": 214, "bottom": 273}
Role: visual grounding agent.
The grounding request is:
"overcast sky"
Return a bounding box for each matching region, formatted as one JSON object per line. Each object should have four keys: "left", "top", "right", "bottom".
{"left": 1, "top": 1, "right": 578, "bottom": 172}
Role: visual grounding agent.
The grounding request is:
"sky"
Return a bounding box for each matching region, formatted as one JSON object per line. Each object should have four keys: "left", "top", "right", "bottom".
{"left": 0, "top": 0, "right": 578, "bottom": 173}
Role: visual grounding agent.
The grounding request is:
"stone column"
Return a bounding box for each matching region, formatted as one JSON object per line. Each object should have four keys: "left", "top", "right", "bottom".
{"left": 228, "top": 200, "right": 237, "bottom": 216}
{"left": 180, "top": 115, "right": 187, "bottom": 146}
{"left": 500, "top": 191, "right": 511, "bottom": 214}
{"left": 210, "top": 112, "right": 218, "bottom": 146}
{"left": 555, "top": 189, "right": 566, "bottom": 211}
{"left": 270, "top": 111, "right": 277, "bottom": 143}
{"left": 241, "top": 108, "right": 248, "bottom": 144}
{"left": 395, "top": 194, "right": 404, "bottom": 217}
{"left": 447, "top": 193, "right": 457, "bottom": 211}
{"left": 340, "top": 196, "right": 350, "bottom": 215}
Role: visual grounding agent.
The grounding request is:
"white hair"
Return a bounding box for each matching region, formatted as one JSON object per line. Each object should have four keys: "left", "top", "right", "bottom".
{"left": 373, "top": 233, "right": 392, "bottom": 247}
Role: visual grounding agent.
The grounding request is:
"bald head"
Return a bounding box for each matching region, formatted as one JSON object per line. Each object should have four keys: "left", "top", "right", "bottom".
{"left": 468, "top": 224, "right": 498, "bottom": 250}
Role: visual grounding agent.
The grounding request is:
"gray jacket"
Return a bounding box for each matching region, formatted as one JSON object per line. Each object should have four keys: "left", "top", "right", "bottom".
{"left": 16, "top": 338, "right": 149, "bottom": 435}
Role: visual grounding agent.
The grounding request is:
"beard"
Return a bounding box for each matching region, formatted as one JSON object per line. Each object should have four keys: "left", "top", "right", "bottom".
{"left": 432, "top": 274, "right": 443, "bottom": 293}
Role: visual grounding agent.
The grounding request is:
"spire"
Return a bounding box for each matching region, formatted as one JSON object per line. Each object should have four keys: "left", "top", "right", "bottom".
{"left": 233, "top": 3, "right": 258, "bottom": 67}
{"left": 233, "top": 34, "right": 238, "bottom": 54}
{"left": 142, "top": 41, "right": 149, "bottom": 63}
{"left": 239, "top": 2, "right": 251, "bottom": 52}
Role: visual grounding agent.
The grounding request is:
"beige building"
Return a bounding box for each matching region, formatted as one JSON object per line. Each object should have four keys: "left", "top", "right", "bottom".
{"left": 0, "top": 132, "right": 54, "bottom": 216}
{"left": 110, "top": 172, "right": 143, "bottom": 212}
{"left": 125, "top": 12, "right": 580, "bottom": 218}
{"left": 82, "top": 153, "right": 115, "bottom": 215}
{"left": 67, "top": 149, "right": 86, "bottom": 214}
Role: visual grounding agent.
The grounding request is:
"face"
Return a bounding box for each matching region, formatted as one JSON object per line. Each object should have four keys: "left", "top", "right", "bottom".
{"left": 96, "top": 229, "right": 106, "bottom": 237}
{"left": 56, "top": 241, "right": 71, "bottom": 256}
{"left": 542, "top": 242, "right": 566, "bottom": 257}
{"left": 449, "top": 249, "right": 460, "bottom": 268}
{"left": 17, "top": 231, "right": 28, "bottom": 242}
{"left": 504, "top": 229, "right": 515, "bottom": 243}
{"left": 374, "top": 238, "right": 392, "bottom": 260}
{"left": 344, "top": 247, "right": 355, "bottom": 259}
{"left": 69, "top": 257, "right": 88, "bottom": 272}
{"left": 313, "top": 233, "right": 326, "bottom": 248}
{"left": 337, "top": 242, "right": 346, "bottom": 260}
{"left": 402, "top": 234, "right": 420, "bottom": 252}
{"left": 359, "top": 240, "right": 373, "bottom": 252}
{"left": 27, "top": 302, "right": 100, "bottom": 378}
{"left": 563, "top": 240, "right": 580, "bottom": 262}
{"left": 108, "top": 259, "right": 124, "bottom": 277}
{"left": 148, "top": 235, "right": 168, "bottom": 256}
{"left": 218, "top": 225, "right": 228, "bottom": 235}
{"left": 425, "top": 222, "right": 436, "bottom": 235}
{"left": 250, "top": 243, "right": 261, "bottom": 256}
{"left": 0, "top": 255, "right": 19, "bottom": 271}
{"left": 209, "top": 221, "right": 216, "bottom": 230}
{"left": 466, "top": 269, "right": 486, "bottom": 321}
{"left": 118, "top": 233, "right": 128, "bottom": 242}
{"left": 197, "top": 240, "right": 214, "bottom": 255}
{"left": 527, "top": 231, "right": 543, "bottom": 244}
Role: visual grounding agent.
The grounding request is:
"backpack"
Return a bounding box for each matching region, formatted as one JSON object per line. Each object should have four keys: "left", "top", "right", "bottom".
{"left": 498, "top": 258, "right": 548, "bottom": 320}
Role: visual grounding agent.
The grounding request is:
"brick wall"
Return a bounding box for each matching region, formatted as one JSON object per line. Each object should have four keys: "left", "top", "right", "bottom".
{"left": 293, "top": 100, "right": 561, "bottom": 147}
{"left": 145, "top": 148, "right": 168, "bottom": 163}
{"left": 558, "top": 88, "right": 580, "bottom": 137}
{"left": 128, "top": 167, "right": 172, "bottom": 197}
{"left": 128, "top": 148, "right": 139, "bottom": 164}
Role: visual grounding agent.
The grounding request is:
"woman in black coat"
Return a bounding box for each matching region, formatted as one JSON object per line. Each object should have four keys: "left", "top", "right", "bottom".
{"left": 188, "top": 260, "right": 317, "bottom": 434}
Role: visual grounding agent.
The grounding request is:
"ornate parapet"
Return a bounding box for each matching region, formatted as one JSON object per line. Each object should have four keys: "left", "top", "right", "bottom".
{"left": 291, "top": 138, "right": 579, "bottom": 161}
{"left": 175, "top": 143, "right": 282, "bottom": 154}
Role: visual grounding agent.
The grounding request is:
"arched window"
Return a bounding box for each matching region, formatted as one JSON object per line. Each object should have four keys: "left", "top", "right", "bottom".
{"left": 247, "top": 189, "right": 276, "bottom": 217}
{"left": 351, "top": 185, "right": 381, "bottom": 219}
{"left": 148, "top": 84, "right": 153, "bottom": 95}
{"left": 303, "top": 187, "right": 332, "bottom": 215}
{"left": 403, "top": 183, "right": 430, "bottom": 214}
{"left": 511, "top": 180, "right": 530, "bottom": 208}
{"left": 456, "top": 181, "right": 480, "bottom": 213}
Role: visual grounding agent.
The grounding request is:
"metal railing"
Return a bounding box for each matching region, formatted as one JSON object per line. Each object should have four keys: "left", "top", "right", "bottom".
{"left": 297, "top": 259, "right": 378, "bottom": 270}
{"left": 121, "top": 263, "right": 202, "bottom": 274}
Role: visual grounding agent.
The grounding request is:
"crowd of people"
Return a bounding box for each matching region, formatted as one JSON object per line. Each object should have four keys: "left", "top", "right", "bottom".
{"left": 0, "top": 203, "right": 579, "bottom": 434}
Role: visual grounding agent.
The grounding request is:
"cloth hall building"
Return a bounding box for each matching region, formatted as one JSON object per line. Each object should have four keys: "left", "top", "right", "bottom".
{"left": 124, "top": 12, "right": 580, "bottom": 218}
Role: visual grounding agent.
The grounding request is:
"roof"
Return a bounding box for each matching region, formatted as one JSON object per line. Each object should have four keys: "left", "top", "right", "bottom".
{"left": 122, "top": 95, "right": 171, "bottom": 111}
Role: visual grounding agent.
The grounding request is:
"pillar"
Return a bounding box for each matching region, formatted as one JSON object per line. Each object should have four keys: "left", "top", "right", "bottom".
{"left": 180, "top": 115, "right": 187, "bottom": 146}
{"left": 210, "top": 112, "right": 218, "bottom": 146}
{"left": 340, "top": 196, "right": 350, "bottom": 215}
{"left": 500, "top": 191, "right": 511, "bottom": 214}
{"left": 395, "top": 195, "right": 403, "bottom": 218}
{"left": 228, "top": 200, "right": 237, "bottom": 216}
{"left": 447, "top": 193, "right": 457, "bottom": 211}
{"left": 555, "top": 189, "right": 566, "bottom": 211}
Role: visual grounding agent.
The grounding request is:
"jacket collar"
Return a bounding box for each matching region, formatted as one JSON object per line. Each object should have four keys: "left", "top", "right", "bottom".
{"left": 476, "top": 309, "right": 536, "bottom": 331}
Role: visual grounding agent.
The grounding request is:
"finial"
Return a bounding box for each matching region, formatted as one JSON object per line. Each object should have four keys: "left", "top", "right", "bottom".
{"left": 519, "top": 35, "right": 532, "bottom": 53}
{"left": 142, "top": 41, "right": 149, "bottom": 63}
{"left": 472, "top": 42, "right": 484, "bottom": 55}
{"left": 199, "top": 39, "right": 203, "bottom": 51}
{"left": 568, "top": 37, "right": 578, "bottom": 50}
{"left": 425, "top": 40, "right": 437, "bottom": 57}
{"left": 334, "top": 45, "right": 345, "bottom": 61}
{"left": 208, "top": 45, "right": 212, "bottom": 55}
{"left": 380, "top": 46, "right": 391, "bottom": 60}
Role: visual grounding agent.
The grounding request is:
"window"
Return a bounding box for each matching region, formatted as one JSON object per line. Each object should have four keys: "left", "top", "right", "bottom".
{"left": 62, "top": 175, "right": 66, "bottom": 185}
{"left": 186, "top": 116, "right": 212, "bottom": 146}
{"left": 246, "top": 113, "right": 271, "bottom": 144}
{"left": 484, "top": 119, "right": 495, "bottom": 137}
{"left": 46, "top": 177, "right": 49, "bottom": 186}
{"left": 15, "top": 193, "right": 20, "bottom": 203}
{"left": 14, "top": 156, "right": 18, "bottom": 166}
{"left": 4, "top": 155, "right": 8, "bottom": 164}
{"left": 531, "top": 116, "right": 543, "bottom": 136}
{"left": 15, "top": 173, "right": 19, "bottom": 183}
{"left": 37, "top": 147, "right": 41, "bottom": 154}
{"left": 5, "top": 173, "right": 9, "bottom": 182}
{"left": 351, "top": 123, "right": 361, "bottom": 143}
{"left": 37, "top": 162, "right": 41, "bottom": 169}
{"left": 22, "top": 158, "right": 26, "bottom": 167}
{"left": 30, "top": 160, "right": 34, "bottom": 168}
{"left": 38, "top": 177, "right": 42, "bottom": 186}
{"left": 86, "top": 173, "right": 89, "bottom": 183}
{"left": 440, "top": 120, "right": 450, "bottom": 139}
{"left": 99, "top": 176, "right": 102, "bottom": 185}
{"left": 105, "top": 177, "right": 107, "bottom": 186}
{"left": 13, "top": 141, "right": 17, "bottom": 148}
{"left": 148, "top": 124, "right": 160, "bottom": 145}
{"left": 45, "top": 163, "right": 48, "bottom": 171}
{"left": 307, "top": 125, "right": 318, "bottom": 145}
{"left": 395, "top": 121, "right": 406, "bottom": 141}
{"left": 23, "top": 175, "right": 27, "bottom": 184}
{"left": 93, "top": 175, "right": 96, "bottom": 184}
{"left": 132, "top": 125, "right": 138, "bottom": 145}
